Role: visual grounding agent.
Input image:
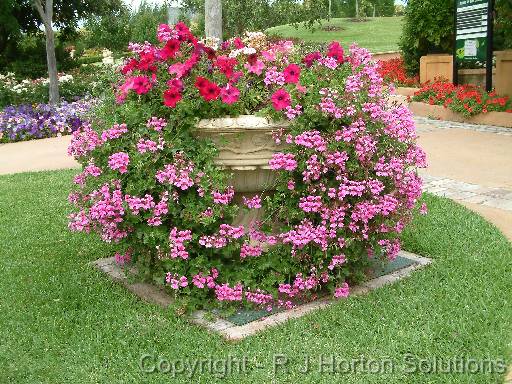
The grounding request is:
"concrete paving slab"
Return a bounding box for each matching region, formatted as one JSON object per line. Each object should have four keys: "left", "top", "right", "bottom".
{"left": 0, "top": 136, "right": 79, "bottom": 175}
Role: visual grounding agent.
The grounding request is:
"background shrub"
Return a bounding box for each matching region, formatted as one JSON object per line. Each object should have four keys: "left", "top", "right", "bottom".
{"left": 400, "top": 0, "right": 512, "bottom": 75}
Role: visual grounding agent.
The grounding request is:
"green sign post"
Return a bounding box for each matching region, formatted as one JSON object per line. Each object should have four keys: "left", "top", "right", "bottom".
{"left": 454, "top": 0, "right": 494, "bottom": 91}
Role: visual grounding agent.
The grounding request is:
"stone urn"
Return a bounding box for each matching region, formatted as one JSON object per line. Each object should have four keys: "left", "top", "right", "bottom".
{"left": 194, "top": 115, "right": 289, "bottom": 226}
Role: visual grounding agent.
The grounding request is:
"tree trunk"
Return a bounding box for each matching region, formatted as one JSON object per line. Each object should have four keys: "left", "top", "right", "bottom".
{"left": 33, "top": 0, "right": 59, "bottom": 105}
{"left": 44, "top": 24, "right": 59, "bottom": 104}
{"left": 355, "top": 0, "right": 359, "bottom": 18}
{"left": 205, "top": 0, "right": 222, "bottom": 41}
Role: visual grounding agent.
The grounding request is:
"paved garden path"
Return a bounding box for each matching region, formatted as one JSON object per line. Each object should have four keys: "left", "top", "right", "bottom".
{"left": 415, "top": 117, "right": 512, "bottom": 241}
{"left": 0, "top": 135, "right": 78, "bottom": 175}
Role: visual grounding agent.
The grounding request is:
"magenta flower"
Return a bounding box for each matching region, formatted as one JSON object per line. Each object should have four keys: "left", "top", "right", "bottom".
{"left": 108, "top": 152, "right": 130, "bottom": 174}
{"left": 271, "top": 88, "right": 291, "bottom": 111}
{"left": 220, "top": 84, "right": 240, "bottom": 105}
{"left": 334, "top": 282, "right": 350, "bottom": 298}
{"left": 283, "top": 64, "right": 301, "bottom": 84}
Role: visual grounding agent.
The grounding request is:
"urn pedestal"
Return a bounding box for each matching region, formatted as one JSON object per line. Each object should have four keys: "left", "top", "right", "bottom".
{"left": 195, "top": 115, "right": 289, "bottom": 227}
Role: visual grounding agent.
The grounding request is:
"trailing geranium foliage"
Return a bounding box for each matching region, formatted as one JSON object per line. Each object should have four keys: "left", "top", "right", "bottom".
{"left": 68, "top": 24, "right": 427, "bottom": 312}
{"left": 411, "top": 80, "right": 512, "bottom": 117}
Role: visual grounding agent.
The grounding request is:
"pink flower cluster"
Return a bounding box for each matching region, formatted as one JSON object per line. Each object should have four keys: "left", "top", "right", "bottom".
{"left": 136, "top": 138, "right": 158, "bottom": 153}
{"left": 212, "top": 186, "right": 234, "bottom": 205}
{"left": 101, "top": 123, "right": 128, "bottom": 142}
{"left": 156, "top": 153, "right": 195, "bottom": 190}
{"left": 166, "top": 273, "right": 189, "bottom": 289}
{"left": 269, "top": 152, "right": 297, "bottom": 171}
{"left": 198, "top": 224, "right": 245, "bottom": 248}
{"left": 108, "top": 152, "right": 130, "bottom": 174}
{"left": 215, "top": 283, "right": 243, "bottom": 301}
{"left": 294, "top": 130, "right": 327, "bottom": 152}
{"left": 68, "top": 123, "right": 101, "bottom": 158}
{"left": 242, "top": 195, "right": 261, "bottom": 209}
{"left": 146, "top": 116, "right": 167, "bottom": 131}
{"left": 240, "top": 243, "right": 263, "bottom": 259}
{"left": 169, "top": 227, "right": 192, "bottom": 259}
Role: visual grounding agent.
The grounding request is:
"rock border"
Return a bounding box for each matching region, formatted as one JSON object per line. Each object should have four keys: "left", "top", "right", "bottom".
{"left": 92, "top": 250, "right": 431, "bottom": 341}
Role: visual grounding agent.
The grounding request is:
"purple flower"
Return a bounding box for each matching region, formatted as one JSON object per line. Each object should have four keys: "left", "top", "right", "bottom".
{"left": 0, "top": 98, "right": 97, "bottom": 143}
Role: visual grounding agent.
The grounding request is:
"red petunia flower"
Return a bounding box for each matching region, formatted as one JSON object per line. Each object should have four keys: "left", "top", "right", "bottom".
{"left": 132, "top": 76, "right": 152, "bottom": 95}
{"left": 327, "top": 41, "right": 345, "bottom": 64}
{"left": 194, "top": 76, "right": 209, "bottom": 90}
{"left": 283, "top": 64, "right": 301, "bottom": 84}
{"left": 216, "top": 56, "right": 237, "bottom": 79}
{"left": 160, "top": 39, "right": 181, "bottom": 60}
{"left": 302, "top": 51, "right": 321, "bottom": 67}
{"left": 199, "top": 81, "right": 221, "bottom": 101}
{"left": 163, "top": 87, "right": 182, "bottom": 108}
{"left": 271, "top": 88, "right": 291, "bottom": 111}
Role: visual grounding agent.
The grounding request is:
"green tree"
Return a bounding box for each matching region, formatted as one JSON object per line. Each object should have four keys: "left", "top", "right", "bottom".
{"left": 83, "top": 4, "right": 131, "bottom": 51}
{"left": 0, "top": 0, "right": 122, "bottom": 102}
{"left": 129, "top": 2, "right": 169, "bottom": 44}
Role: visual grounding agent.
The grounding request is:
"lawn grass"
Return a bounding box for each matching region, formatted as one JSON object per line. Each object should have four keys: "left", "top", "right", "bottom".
{"left": 0, "top": 169, "right": 511, "bottom": 383}
{"left": 266, "top": 17, "right": 403, "bottom": 52}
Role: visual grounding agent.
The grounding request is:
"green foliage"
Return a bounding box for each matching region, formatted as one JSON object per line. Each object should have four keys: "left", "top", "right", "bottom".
{"left": 0, "top": 0, "right": 123, "bottom": 78}
{"left": 495, "top": 0, "right": 512, "bottom": 50}
{"left": 80, "top": 1, "right": 169, "bottom": 50}
{"left": 399, "top": 0, "right": 455, "bottom": 76}
{"left": 82, "top": 5, "right": 131, "bottom": 51}
{"left": 129, "top": 2, "right": 169, "bottom": 44}
{"left": 0, "top": 33, "right": 77, "bottom": 79}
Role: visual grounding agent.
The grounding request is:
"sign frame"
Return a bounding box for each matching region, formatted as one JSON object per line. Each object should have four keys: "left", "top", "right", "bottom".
{"left": 453, "top": 0, "right": 494, "bottom": 91}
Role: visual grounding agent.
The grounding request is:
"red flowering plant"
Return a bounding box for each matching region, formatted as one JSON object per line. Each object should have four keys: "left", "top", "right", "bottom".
{"left": 411, "top": 80, "right": 512, "bottom": 117}
{"left": 68, "top": 24, "right": 427, "bottom": 313}
{"left": 377, "top": 57, "right": 419, "bottom": 87}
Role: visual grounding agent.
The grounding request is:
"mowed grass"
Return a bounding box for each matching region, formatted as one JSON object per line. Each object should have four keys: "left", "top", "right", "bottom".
{"left": 267, "top": 17, "right": 403, "bottom": 52}
{"left": 0, "top": 169, "right": 511, "bottom": 383}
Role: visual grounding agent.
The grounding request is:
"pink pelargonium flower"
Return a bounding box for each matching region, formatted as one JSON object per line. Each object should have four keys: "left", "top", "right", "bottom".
{"left": 271, "top": 89, "right": 291, "bottom": 111}
{"left": 242, "top": 195, "right": 262, "bottom": 209}
{"left": 334, "top": 282, "right": 350, "bottom": 298}
{"left": 220, "top": 84, "right": 240, "bottom": 105}
{"left": 108, "top": 152, "right": 130, "bottom": 174}
{"left": 283, "top": 64, "right": 301, "bottom": 84}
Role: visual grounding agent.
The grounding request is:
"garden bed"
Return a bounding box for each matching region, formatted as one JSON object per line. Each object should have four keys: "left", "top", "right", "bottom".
{"left": 408, "top": 101, "right": 512, "bottom": 128}
{"left": 93, "top": 250, "right": 431, "bottom": 340}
